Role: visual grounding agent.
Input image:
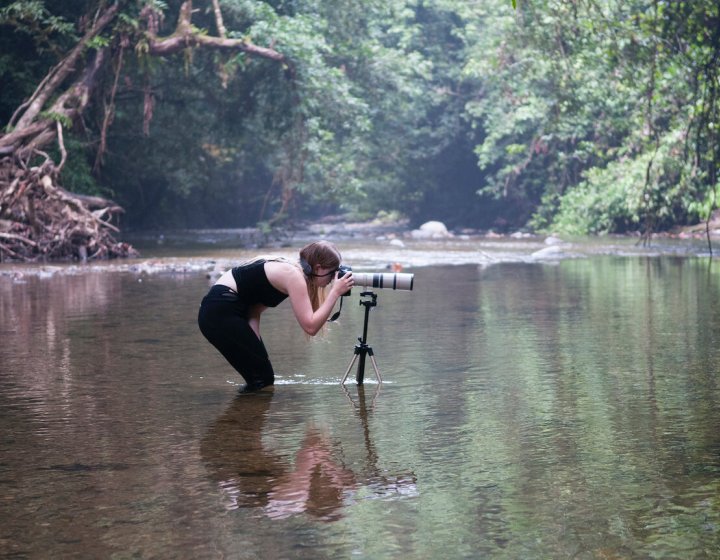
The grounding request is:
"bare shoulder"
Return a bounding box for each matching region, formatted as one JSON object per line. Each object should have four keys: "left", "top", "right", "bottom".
{"left": 264, "top": 260, "right": 303, "bottom": 293}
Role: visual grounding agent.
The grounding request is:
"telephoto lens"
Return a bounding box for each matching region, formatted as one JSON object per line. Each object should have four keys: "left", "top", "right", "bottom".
{"left": 352, "top": 272, "right": 414, "bottom": 291}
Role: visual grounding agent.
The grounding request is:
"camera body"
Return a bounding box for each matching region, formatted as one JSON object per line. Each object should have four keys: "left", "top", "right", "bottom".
{"left": 338, "top": 264, "right": 353, "bottom": 296}
{"left": 337, "top": 264, "right": 414, "bottom": 297}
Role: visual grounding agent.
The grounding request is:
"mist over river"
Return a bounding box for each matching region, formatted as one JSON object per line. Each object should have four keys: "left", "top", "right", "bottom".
{"left": 1, "top": 234, "right": 719, "bottom": 559}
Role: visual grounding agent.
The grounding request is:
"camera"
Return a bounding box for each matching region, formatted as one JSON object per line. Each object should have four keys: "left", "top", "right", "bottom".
{"left": 338, "top": 265, "right": 414, "bottom": 296}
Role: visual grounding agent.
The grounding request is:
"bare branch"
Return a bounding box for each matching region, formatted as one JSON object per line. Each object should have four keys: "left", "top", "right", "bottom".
{"left": 0, "top": 120, "right": 52, "bottom": 153}
{"left": 212, "top": 0, "right": 227, "bottom": 38}
{"left": 13, "top": 3, "right": 121, "bottom": 130}
{"left": 8, "top": 59, "right": 63, "bottom": 129}
{"left": 149, "top": 33, "right": 286, "bottom": 61}
{"left": 147, "top": 0, "right": 285, "bottom": 62}
{"left": 56, "top": 121, "right": 67, "bottom": 173}
{"left": 95, "top": 47, "right": 125, "bottom": 172}
{"left": 0, "top": 232, "right": 38, "bottom": 247}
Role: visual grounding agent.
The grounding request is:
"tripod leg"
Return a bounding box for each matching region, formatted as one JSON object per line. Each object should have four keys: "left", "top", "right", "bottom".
{"left": 341, "top": 354, "right": 359, "bottom": 385}
{"left": 356, "top": 352, "right": 367, "bottom": 385}
{"left": 369, "top": 354, "right": 383, "bottom": 384}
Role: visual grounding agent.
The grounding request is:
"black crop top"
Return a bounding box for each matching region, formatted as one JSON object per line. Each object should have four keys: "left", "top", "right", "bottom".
{"left": 231, "top": 259, "right": 288, "bottom": 307}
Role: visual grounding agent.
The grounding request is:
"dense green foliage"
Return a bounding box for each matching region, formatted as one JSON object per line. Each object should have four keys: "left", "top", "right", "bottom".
{"left": 1, "top": 0, "right": 718, "bottom": 233}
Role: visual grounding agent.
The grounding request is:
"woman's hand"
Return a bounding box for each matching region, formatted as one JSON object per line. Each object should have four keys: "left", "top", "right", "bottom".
{"left": 330, "top": 271, "right": 353, "bottom": 298}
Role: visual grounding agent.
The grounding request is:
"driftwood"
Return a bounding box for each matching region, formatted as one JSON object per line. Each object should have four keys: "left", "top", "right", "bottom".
{"left": 0, "top": 156, "right": 136, "bottom": 262}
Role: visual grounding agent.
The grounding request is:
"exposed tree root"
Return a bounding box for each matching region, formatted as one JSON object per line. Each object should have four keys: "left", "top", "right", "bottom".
{"left": 0, "top": 156, "right": 137, "bottom": 262}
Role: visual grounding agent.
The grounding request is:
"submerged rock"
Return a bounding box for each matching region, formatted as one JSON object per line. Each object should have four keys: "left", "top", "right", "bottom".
{"left": 544, "top": 235, "right": 565, "bottom": 246}
{"left": 530, "top": 245, "right": 568, "bottom": 260}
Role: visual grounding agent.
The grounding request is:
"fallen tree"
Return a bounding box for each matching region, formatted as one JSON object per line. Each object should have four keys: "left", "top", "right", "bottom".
{"left": 0, "top": 0, "right": 286, "bottom": 262}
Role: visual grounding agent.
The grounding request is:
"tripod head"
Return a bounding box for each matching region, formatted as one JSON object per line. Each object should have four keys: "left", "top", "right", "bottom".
{"left": 359, "top": 291, "right": 377, "bottom": 309}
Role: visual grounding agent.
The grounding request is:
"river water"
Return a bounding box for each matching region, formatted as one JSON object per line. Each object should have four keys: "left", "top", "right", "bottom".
{"left": 1, "top": 236, "right": 719, "bottom": 559}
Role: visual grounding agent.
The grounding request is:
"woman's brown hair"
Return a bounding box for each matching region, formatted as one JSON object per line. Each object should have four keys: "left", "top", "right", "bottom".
{"left": 299, "top": 241, "right": 342, "bottom": 311}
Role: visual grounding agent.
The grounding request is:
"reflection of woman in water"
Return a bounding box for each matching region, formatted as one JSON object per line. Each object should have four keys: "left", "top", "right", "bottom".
{"left": 197, "top": 241, "right": 354, "bottom": 392}
{"left": 265, "top": 428, "right": 357, "bottom": 521}
{"left": 200, "top": 394, "right": 357, "bottom": 520}
{"left": 200, "top": 393, "right": 283, "bottom": 511}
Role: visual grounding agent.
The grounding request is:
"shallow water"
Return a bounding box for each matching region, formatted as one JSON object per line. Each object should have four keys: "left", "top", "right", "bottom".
{"left": 1, "top": 250, "right": 719, "bottom": 559}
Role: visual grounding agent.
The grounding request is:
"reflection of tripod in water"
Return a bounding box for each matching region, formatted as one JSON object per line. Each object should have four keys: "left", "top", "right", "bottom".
{"left": 340, "top": 291, "right": 383, "bottom": 386}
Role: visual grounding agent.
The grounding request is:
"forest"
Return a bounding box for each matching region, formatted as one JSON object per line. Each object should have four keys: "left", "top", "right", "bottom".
{"left": 0, "top": 0, "right": 718, "bottom": 260}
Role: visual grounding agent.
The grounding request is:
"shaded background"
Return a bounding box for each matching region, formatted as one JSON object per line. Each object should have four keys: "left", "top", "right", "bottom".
{"left": 2, "top": 1, "right": 718, "bottom": 235}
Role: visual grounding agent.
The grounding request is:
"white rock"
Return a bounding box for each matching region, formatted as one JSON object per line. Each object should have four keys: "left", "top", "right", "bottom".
{"left": 544, "top": 236, "right": 564, "bottom": 245}
{"left": 421, "top": 220, "right": 449, "bottom": 234}
{"left": 531, "top": 246, "right": 565, "bottom": 259}
{"left": 410, "top": 220, "right": 452, "bottom": 239}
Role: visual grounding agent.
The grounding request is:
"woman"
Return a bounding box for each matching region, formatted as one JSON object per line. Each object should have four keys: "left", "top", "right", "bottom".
{"left": 198, "top": 240, "right": 354, "bottom": 392}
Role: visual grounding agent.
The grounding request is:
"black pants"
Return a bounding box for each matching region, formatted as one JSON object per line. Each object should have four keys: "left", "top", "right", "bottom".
{"left": 198, "top": 285, "right": 274, "bottom": 389}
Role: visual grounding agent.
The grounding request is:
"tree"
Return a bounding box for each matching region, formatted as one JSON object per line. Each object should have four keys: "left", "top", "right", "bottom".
{"left": 0, "top": 0, "right": 286, "bottom": 261}
{"left": 461, "top": 0, "right": 720, "bottom": 236}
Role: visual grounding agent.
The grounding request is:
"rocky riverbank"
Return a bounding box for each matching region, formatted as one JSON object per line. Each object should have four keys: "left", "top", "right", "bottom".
{"left": 2, "top": 217, "right": 718, "bottom": 280}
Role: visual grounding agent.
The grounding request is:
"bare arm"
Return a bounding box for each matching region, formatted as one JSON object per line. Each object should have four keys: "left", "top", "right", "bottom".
{"left": 282, "top": 266, "right": 353, "bottom": 336}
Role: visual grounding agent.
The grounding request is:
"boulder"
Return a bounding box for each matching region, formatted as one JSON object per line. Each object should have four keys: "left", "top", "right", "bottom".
{"left": 410, "top": 220, "right": 452, "bottom": 239}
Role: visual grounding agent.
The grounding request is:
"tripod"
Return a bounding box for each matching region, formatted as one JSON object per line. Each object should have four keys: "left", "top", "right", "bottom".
{"left": 340, "top": 291, "right": 383, "bottom": 385}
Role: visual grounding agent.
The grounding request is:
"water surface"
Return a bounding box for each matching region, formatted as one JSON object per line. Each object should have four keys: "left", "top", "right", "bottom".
{"left": 1, "top": 251, "right": 719, "bottom": 558}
